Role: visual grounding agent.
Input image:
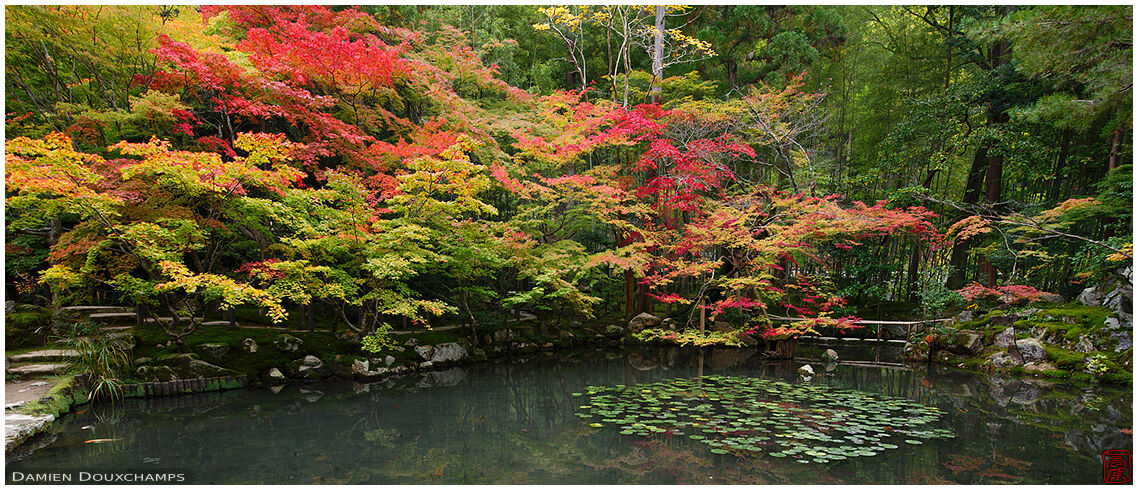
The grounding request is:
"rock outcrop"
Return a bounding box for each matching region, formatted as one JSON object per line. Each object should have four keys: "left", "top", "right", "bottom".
{"left": 628, "top": 313, "right": 661, "bottom": 332}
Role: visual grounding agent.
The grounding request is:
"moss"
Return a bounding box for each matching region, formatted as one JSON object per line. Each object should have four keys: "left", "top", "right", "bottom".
{"left": 16, "top": 375, "right": 89, "bottom": 418}
{"left": 130, "top": 322, "right": 359, "bottom": 378}
{"left": 1042, "top": 369, "right": 1071, "bottom": 379}
{"left": 1042, "top": 345, "right": 1086, "bottom": 370}
{"left": 1099, "top": 372, "right": 1133, "bottom": 385}
{"left": 1039, "top": 303, "right": 1110, "bottom": 328}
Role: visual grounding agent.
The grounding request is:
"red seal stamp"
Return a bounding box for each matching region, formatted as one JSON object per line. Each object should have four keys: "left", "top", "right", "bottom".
{"left": 1103, "top": 449, "right": 1132, "bottom": 484}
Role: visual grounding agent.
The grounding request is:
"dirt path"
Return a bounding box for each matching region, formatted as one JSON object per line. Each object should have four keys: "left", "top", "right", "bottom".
{"left": 5, "top": 378, "right": 57, "bottom": 408}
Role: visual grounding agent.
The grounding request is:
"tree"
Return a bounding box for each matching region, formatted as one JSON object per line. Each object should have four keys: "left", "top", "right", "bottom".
{"left": 7, "top": 132, "right": 301, "bottom": 347}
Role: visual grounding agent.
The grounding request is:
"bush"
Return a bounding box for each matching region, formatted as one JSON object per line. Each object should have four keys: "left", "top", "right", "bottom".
{"left": 58, "top": 324, "right": 131, "bottom": 401}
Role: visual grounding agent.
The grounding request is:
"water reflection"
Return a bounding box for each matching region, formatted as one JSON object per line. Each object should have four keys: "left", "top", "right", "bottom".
{"left": 7, "top": 346, "right": 1131, "bottom": 484}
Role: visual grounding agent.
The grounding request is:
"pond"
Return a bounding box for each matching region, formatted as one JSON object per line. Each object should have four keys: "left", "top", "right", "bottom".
{"left": 6, "top": 346, "right": 1132, "bottom": 484}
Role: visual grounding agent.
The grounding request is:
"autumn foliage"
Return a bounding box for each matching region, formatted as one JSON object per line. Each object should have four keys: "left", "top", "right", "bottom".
{"left": 6, "top": 6, "right": 984, "bottom": 348}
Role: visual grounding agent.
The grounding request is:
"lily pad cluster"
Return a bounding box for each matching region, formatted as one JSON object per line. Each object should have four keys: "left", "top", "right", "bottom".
{"left": 573, "top": 375, "right": 953, "bottom": 463}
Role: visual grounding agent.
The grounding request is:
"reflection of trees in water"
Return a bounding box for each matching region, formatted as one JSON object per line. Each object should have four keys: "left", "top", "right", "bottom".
{"left": 12, "top": 347, "right": 1131, "bottom": 484}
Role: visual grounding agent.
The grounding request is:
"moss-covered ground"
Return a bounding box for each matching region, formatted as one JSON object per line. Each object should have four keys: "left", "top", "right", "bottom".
{"left": 924, "top": 302, "right": 1131, "bottom": 386}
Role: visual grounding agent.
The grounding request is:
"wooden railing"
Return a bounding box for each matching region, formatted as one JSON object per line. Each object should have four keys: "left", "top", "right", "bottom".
{"left": 767, "top": 316, "right": 954, "bottom": 342}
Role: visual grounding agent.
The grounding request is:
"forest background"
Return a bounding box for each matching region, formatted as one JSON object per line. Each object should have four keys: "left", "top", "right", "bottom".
{"left": 4, "top": 5, "right": 1132, "bottom": 349}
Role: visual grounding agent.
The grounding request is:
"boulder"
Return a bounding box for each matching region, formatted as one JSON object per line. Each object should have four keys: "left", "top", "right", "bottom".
{"left": 994, "top": 327, "right": 1017, "bottom": 349}
{"left": 289, "top": 355, "right": 331, "bottom": 380}
{"left": 821, "top": 349, "right": 839, "bottom": 362}
{"left": 660, "top": 318, "right": 678, "bottom": 330}
{"left": 135, "top": 365, "right": 178, "bottom": 382}
{"left": 242, "top": 338, "right": 258, "bottom": 353}
{"left": 1111, "top": 330, "right": 1133, "bottom": 352}
{"left": 712, "top": 320, "right": 732, "bottom": 333}
{"left": 137, "top": 354, "right": 239, "bottom": 381}
{"left": 797, "top": 364, "right": 814, "bottom": 377}
{"left": 414, "top": 342, "right": 468, "bottom": 363}
{"left": 1013, "top": 338, "right": 1047, "bottom": 364}
{"left": 990, "top": 314, "right": 1019, "bottom": 327}
{"left": 628, "top": 313, "right": 661, "bottom": 332}
{"left": 953, "top": 310, "right": 974, "bottom": 323}
{"left": 987, "top": 351, "right": 1020, "bottom": 369}
{"left": 1038, "top": 293, "right": 1064, "bottom": 303}
{"left": 384, "top": 355, "right": 395, "bottom": 367}
{"left": 1104, "top": 317, "right": 1122, "bottom": 331}
{"left": 272, "top": 334, "right": 303, "bottom": 353}
{"left": 604, "top": 325, "right": 624, "bottom": 335}
{"left": 267, "top": 368, "right": 286, "bottom": 384}
{"left": 944, "top": 330, "right": 984, "bottom": 356}
{"left": 198, "top": 343, "right": 229, "bottom": 359}
{"left": 1078, "top": 286, "right": 1104, "bottom": 307}
{"left": 351, "top": 359, "right": 370, "bottom": 376}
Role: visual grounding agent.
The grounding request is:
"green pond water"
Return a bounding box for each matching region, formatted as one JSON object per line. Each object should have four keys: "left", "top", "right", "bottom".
{"left": 6, "top": 345, "right": 1132, "bottom": 484}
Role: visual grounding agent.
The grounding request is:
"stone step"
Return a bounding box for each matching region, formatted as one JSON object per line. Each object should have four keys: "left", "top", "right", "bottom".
{"left": 87, "top": 312, "right": 137, "bottom": 325}
{"left": 141, "top": 317, "right": 204, "bottom": 325}
{"left": 7, "top": 349, "right": 78, "bottom": 363}
{"left": 88, "top": 312, "right": 136, "bottom": 319}
{"left": 7, "top": 363, "right": 69, "bottom": 376}
{"left": 99, "top": 325, "right": 134, "bottom": 332}
{"left": 62, "top": 305, "right": 134, "bottom": 315}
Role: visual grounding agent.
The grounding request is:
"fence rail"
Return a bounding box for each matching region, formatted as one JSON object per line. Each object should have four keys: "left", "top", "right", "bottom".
{"left": 767, "top": 315, "right": 954, "bottom": 342}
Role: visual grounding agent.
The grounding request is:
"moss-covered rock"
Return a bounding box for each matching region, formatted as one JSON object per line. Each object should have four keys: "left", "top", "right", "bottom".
{"left": 138, "top": 353, "right": 242, "bottom": 381}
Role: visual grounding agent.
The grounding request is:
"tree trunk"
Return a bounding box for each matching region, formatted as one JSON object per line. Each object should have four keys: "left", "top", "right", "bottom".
{"left": 1109, "top": 126, "right": 1123, "bottom": 171}
{"left": 650, "top": 6, "right": 665, "bottom": 104}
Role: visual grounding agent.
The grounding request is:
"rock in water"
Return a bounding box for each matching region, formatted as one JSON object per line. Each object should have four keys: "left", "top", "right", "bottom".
{"left": 272, "top": 334, "right": 303, "bottom": 353}
{"left": 414, "top": 342, "right": 468, "bottom": 363}
{"left": 294, "top": 355, "right": 330, "bottom": 380}
{"left": 628, "top": 313, "right": 661, "bottom": 332}
{"left": 351, "top": 359, "right": 370, "bottom": 376}
{"left": 267, "top": 368, "right": 286, "bottom": 383}
{"left": 797, "top": 364, "right": 814, "bottom": 377}
{"left": 821, "top": 349, "right": 839, "bottom": 361}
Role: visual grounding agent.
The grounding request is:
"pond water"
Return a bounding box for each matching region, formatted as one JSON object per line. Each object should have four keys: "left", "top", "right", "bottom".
{"left": 7, "top": 345, "right": 1132, "bottom": 484}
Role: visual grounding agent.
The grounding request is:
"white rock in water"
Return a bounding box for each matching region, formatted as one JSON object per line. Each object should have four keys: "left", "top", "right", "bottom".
{"left": 797, "top": 364, "right": 814, "bottom": 376}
